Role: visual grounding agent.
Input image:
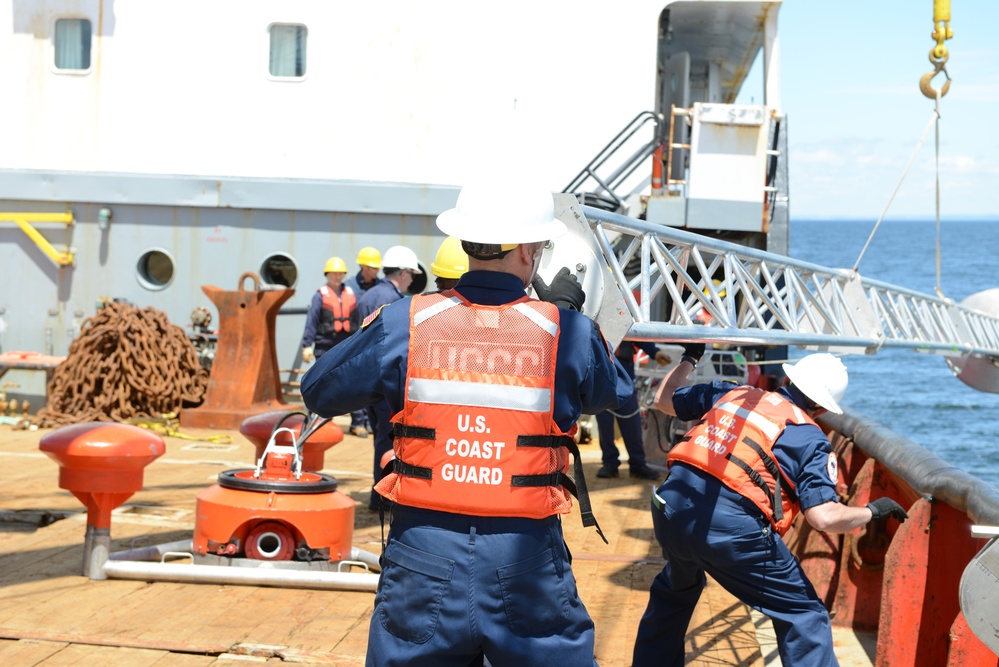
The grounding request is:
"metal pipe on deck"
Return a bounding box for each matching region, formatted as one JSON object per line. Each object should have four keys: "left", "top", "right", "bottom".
{"left": 102, "top": 560, "right": 380, "bottom": 592}
{"left": 109, "top": 539, "right": 195, "bottom": 562}
{"left": 349, "top": 547, "right": 381, "bottom": 571}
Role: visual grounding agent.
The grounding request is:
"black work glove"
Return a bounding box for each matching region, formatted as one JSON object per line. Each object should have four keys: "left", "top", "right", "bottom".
{"left": 532, "top": 267, "right": 585, "bottom": 311}
{"left": 867, "top": 497, "right": 908, "bottom": 523}
{"left": 680, "top": 342, "right": 706, "bottom": 364}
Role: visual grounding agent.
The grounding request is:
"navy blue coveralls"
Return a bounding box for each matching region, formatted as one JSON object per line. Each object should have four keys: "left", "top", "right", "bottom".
{"left": 300, "top": 285, "right": 364, "bottom": 430}
{"left": 343, "top": 270, "right": 381, "bottom": 431}
{"left": 595, "top": 341, "right": 661, "bottom": 474}
{"left": 354, "top": 278, "right": 408, "bottom": 508}
{"left": 302, "top": 270, "right": 633, "bottom": 667}
{"left": 344, "top": 270, "right": 382, "bottom": 298}
{"left": 632, "top": 382, "right": 841, "bottom": 667}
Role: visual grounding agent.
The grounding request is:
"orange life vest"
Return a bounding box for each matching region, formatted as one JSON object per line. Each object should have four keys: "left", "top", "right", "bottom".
{"left": 375, "top": 290, "right": 578, "bottom": 519}
{"left": 668, "top": 386, "right": 815, "bottom": 535}
{"left": 318, "top": 285, "right": 356, "bottom": 334}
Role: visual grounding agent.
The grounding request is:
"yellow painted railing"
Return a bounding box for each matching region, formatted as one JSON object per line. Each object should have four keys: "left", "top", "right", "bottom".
{"left": 0, "top": 212, "right": 75, "bottom": 266}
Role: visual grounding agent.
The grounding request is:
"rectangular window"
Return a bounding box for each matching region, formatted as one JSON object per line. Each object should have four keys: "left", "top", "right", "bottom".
{"left": 54, "top": 18, "right": 92, "bottom": 71}
{"left": 269, "top": 24, "right": 307, "bottom": 78}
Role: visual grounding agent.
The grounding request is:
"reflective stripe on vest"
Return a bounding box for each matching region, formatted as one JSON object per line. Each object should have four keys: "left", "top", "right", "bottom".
{"left": 407, "top": 378, "right": 551, "bottom": 412}
{"left": 375, "top": 290, "right": 576, "bottom": 519}
{"left": 319, "top": 285, "right": 356, "bottom": 333}
{"left": 668, "top": 386, "right": 812, "bottom": 535}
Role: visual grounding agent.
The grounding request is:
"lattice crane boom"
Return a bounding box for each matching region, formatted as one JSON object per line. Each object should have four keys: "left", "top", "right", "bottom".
{"left": 569, "top": 204, "right": 999, "bottom": 360}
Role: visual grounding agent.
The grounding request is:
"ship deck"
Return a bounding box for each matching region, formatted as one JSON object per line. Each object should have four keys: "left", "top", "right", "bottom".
{"left": 0, "top": 418, "right": 875, "bottom": 666}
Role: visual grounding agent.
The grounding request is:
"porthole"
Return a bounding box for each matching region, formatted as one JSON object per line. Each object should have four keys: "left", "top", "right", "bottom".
{"left": 407, "top": 262, "right": 429, "bottom": 295}
{"left": 260, "top": 253, "right": 298, "bottom": 288}
{"left": 136, "top": 249, "right": 175, "bottom": 291}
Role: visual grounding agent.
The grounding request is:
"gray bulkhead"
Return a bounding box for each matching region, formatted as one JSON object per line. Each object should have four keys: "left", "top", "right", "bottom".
{"left": 0, "top": 170, "right": 459, "bottom": 406}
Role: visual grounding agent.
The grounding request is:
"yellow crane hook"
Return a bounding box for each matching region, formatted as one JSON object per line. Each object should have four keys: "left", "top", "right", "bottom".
{"left": 920, "top": 0, "right": 953, "bottom": 100}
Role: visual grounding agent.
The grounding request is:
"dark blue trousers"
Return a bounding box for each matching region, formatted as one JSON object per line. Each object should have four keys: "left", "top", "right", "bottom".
{"left": 595, "top": 389, "right": 647, "bottom": 470}
{"left": 632, "top": 468, "right": 837, "bottom": 666}
{"left": 367, "top": 505, "right": 598, "bottom": 666}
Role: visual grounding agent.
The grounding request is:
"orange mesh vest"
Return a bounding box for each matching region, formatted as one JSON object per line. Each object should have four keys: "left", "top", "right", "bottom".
{"left": 375, "top": 291, "right": 577, "bottom": 518}
{"left": 319, "top": 285, "right": 356, "bottom": 333}
{"left": 668, "top": 386, "right": 816, "bottom": 535}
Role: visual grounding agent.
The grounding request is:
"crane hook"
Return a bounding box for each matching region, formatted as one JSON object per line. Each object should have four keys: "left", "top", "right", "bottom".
{"left": 920, "top": 49, "right": 950, "bottom": 100}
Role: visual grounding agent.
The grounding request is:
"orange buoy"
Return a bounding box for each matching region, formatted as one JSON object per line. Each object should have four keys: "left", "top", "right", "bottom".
{"left": 40, "top": 422, "right": 165, "bottom": 578}
{"left": 39, "top": 422, "right": 165, "bottom": 529}
{"left": 194, "top": 426, "right": 354, "bottom": 563}
{"left": 239, "top": 410, "right": 343, "bottom": 472}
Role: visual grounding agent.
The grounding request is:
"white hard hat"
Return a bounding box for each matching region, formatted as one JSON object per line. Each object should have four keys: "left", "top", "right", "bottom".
{"left": 436, "top": 180, "right": 567, "bottom": 245}
{"left": 782, "top": 353, "right": 848, "bottom": 415}
{"left": 381, "top": 245, "right": 423, "bottom": 274}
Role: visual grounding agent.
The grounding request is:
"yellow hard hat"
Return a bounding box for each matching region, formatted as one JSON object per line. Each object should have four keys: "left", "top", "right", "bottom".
{"left": 431, "top": 236, "right": 469, "bottom": 280}
{"left": 703, "top": 278, "right": 727, "bottom": 299}
{"left": 356, "top": 246, "right": 382, "bottom": 269}
{"left": 323, "top": 256, "right": 347, "bottom": 274}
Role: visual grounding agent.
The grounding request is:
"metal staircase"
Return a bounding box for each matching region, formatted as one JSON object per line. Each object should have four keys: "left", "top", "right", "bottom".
{"left": 561, "top": 111, "right": 664, "bottom": 214}
{"left": 576, "top": 205, "right": 999, "bottom": 359}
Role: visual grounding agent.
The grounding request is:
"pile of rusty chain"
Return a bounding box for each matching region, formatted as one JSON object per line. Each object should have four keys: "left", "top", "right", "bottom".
{"left": 33, "top": 302, "right": 209, "bottom": 427}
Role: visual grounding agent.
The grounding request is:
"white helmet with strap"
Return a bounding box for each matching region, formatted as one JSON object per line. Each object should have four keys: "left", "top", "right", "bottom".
{"left": 381, "top": 245, "right": 423, "bottom": 274}
{"left": 436, "top": 179, "right": 566, "bottom": 245}
{"left": 782, "top": 353, "right": 849, "bottom": 414}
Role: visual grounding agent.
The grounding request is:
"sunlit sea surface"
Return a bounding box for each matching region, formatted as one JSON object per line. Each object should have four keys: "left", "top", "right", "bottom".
{"left": 790, "top": 219, "right": 999, "bottom": 489}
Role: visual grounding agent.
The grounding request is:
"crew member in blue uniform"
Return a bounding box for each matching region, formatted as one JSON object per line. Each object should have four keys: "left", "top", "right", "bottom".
{"left": 302, "top": 178, "right": 633, "bottom": 667}
{"left": 632, "top": 348, "right": 909, "bottom": 666}
{"left": 339, "top": 246, "right": 384, "bottom": 436}
{"left": 595, "top": 341, "right": 671, "bottom": 480}
{"left": 354, "top": 244, "right": 423, "bottom": 511}
{"left": 345, "top": 246, "right": 384, "bottom": 297}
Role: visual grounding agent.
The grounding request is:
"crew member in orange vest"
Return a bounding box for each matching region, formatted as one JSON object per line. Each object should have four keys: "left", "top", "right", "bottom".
{"left": 300, "top": 256, "right": 366, "bottom": 436}
{"left": 302, "top": 177, "right": 633, "bottom": 666}
{"left": 632, "top": 348, "right": 909, "bottom": 666}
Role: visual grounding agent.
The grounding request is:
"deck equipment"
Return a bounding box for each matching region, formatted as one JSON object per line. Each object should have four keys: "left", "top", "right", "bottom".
{"left": 193, "top": 411, "right": 356, "bottom": 565}
{"left": 180, "top": 272, "right": 294, "bottom": 430}
{"left": 40, "top": 413, "right": 380, "bottom": 591}
{"left": 39, "top": 422, "right": 166, "bottom": 579}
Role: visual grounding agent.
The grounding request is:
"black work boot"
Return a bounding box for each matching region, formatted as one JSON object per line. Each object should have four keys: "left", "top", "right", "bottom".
{"left": 629, "top": 465, "right": 661, "bottom": 480}
{"left": 596, "top": 465, "right": 619, "bottom": 478}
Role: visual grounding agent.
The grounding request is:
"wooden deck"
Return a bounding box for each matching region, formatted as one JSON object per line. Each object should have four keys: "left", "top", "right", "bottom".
{"left": 0, "top": 418, "right": 874, "bottom": 666}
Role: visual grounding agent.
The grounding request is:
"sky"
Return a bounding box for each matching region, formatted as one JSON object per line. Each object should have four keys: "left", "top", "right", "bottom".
{"left": 761, "top": 0, "right": 999, "bottom": 220}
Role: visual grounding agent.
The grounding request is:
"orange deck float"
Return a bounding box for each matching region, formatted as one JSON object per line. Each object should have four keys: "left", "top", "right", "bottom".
{"left": 39, "top": 422, "right": 166, "bottom": 577}
{"left": 239, "top": 410, "right": 343, "bottom": 472}
{"left": 194, "top": 417, "right": 355, "bottom": 565}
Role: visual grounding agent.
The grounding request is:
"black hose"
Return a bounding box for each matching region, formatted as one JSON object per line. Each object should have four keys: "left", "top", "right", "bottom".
{"left": 821, "top": 410, "right": 999, "bottom": 526}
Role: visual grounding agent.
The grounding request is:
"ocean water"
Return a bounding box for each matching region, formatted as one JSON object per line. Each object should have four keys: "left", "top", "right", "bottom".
{"left": 790, "top": 219, "right": 999, "bottom": 489}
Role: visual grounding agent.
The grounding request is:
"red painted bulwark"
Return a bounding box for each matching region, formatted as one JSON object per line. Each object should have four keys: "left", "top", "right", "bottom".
{"left": 876, "top": 500, "right": 993, "bottom": 666}
{"left": 947, "top": 612, "right": 999, "bottom": 666}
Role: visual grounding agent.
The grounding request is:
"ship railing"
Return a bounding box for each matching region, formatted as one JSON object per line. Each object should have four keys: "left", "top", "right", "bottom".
{"left": 822, "top": 410, "right": 999, "bottom": 523}
{"left": 577, "top": 204, "right": 999, "bottom": 358}
{"left": 562, "top": 110, "right": 665, "bottom": 214}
